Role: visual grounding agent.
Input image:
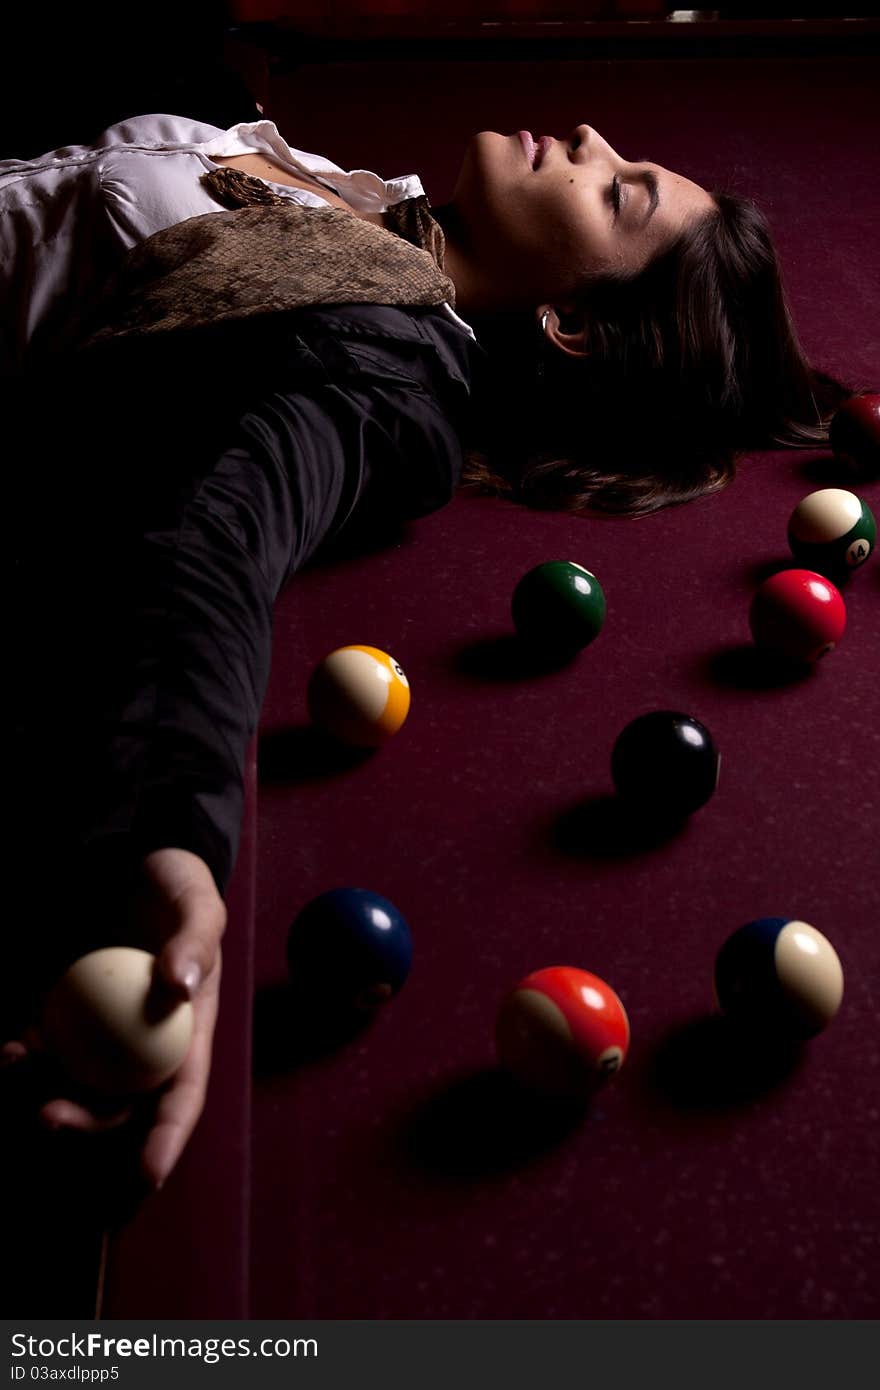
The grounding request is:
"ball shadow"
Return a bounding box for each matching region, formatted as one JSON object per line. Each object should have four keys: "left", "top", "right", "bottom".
{"left": 456, "top": 633, "right": 577, "bottom": 683}
{"left": 251, "top": 980, "right": 374, "bottom": 1075}
{"left": 398, "top": 1067, "right": 589, "bottom": 1180}
{"left": 304, "top": 509, "right": 409, "bottom": 570}
{"left": 745, "top": 554, "right": 855, "bottom": 593}
{"left": 744, "top": 556, "right": 794, "bottom": 587}
{"left": 796, "top": 451, "right": 860, "bottom": 487}
{"left": 706, "top": 644, "right": 813, "bottom": 690}
{"left": 257, "top": 725, "right": 374, "bottom": 785}
{"left": 644, "top": 1013, "right": 806, "bottom": 1113}
{"left": 552, "top": 793, "right": 688, "bottom": 860}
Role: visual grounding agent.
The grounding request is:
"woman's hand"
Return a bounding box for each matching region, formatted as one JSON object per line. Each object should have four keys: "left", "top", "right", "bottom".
{"left": 1, "top": 847, "right": 227, "bottom": 1193}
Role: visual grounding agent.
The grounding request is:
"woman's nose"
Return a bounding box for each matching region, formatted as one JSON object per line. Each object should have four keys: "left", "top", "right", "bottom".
{"left": 569, "top": 124, "right": 618, "bottom": 164}
{"left": 568, "top": 124, "right": 593, "bottom": 156}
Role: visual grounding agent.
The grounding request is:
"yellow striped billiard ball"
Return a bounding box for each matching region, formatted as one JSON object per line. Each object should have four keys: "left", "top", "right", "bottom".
{"left": 307, "top": 645, "right": 411, "bottom": 748}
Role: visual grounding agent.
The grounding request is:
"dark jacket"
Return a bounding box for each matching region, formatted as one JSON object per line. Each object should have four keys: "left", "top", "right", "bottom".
{"left": 13, "top": 301, "right": 485, "bottom": 916}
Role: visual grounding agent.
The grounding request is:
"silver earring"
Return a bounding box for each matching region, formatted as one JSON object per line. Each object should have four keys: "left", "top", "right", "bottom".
{"left": 537, "top": 310, "right": 550, "bottom": 384}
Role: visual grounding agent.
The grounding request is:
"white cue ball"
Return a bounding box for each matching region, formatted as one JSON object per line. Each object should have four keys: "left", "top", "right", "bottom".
{"left": 41, "top": 947, "right": 194, "bottom": 1095}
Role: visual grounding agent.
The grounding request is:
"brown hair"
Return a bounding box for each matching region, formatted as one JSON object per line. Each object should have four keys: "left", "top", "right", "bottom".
{"left": 460, "top": 191, "right": 853, "bottom": 517}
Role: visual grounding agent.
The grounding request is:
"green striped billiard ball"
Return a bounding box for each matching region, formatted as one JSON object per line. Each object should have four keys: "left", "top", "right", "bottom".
{"left": 511, "top": 561, "right": 606, "bottom": 660}
{"left": 788, "top": 488, "right": 876, "bottom": 576}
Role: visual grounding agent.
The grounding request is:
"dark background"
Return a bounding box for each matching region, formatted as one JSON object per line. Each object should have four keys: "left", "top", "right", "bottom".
{"left": 0, "top": 3, "right": 258, "bottom": 159}
{"left": 3, "top": 2, "right": 880, "bottom": 160}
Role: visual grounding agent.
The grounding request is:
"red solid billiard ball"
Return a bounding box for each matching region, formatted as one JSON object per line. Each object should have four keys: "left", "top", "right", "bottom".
{"left": 829, "top": 393, "right": 880, "bottom": 478}
{"left": 749, "top": 569, "right": 846, "bottom": 665}
{"left": 496, "top": 966, "right": 630, "bottom": 1102}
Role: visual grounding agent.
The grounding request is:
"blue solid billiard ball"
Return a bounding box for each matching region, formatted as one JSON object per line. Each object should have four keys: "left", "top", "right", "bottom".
{"left": 714, "top": 917, "right": 844, "bottom": 1039}
{"left": 287, "top": 888, "right": 413, "bottom": 1011}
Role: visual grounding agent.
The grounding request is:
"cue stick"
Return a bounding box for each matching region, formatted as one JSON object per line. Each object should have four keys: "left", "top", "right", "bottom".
{"left": 94, "top": 1227, "right": 110, "bottom": 1320}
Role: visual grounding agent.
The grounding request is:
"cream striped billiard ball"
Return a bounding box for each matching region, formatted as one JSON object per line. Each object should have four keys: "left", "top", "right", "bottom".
{"left": 496, "top": 966, "right": 630, "bottom": 1102}
{"left": 308, "top": 644, "right": 411, "bottom": 748}
{"left": 788, "top": 488, "right": 875, "bottom": 576}
{"left": 715, "top": 918, "right": 844, "bottom": 1039}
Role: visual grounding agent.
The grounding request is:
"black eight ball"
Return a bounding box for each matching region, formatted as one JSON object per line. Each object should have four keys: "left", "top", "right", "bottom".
{"left": 611, "top": 711, "right": 720, "bottom": 817}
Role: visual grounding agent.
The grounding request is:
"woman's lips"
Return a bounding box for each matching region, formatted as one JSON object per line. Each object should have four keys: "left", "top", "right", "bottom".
{"left": 533, "top": 136, "right": 553, "bottom": 170}
{"left": 518, "top": 130, "right": 536, "bottom": 167}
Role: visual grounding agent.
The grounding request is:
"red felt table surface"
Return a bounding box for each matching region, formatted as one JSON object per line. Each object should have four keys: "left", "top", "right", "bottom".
{"left": 251, "top": 470, "right": 879, "bottom": 1319}
{"left": 243, "top": 52, "right": 879, "bottom": 1320}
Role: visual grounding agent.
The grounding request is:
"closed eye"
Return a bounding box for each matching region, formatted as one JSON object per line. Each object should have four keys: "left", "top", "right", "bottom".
{"left": 611, "top": 168, "right": 659, "bottom": 226}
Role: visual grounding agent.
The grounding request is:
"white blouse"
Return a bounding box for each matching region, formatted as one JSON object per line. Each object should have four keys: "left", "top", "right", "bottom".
{"left": 0, "top": 111, "right": 473, "bottom": 376}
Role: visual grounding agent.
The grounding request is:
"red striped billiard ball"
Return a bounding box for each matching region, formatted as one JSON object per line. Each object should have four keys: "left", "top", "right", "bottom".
{"left": 496, "top": 966, "right": 630, "bottom": 1102}
{"left": 749, "top": 569, "right": 846, "bottom": 665}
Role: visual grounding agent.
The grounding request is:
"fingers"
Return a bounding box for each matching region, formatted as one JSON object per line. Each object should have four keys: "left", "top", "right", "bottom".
{"left": 154, "top": 907, "right": 226, "bottom": 1005}
{"left": 2, "top": 1040, "right": 135, "bottom": 1130}
{"left": 140, "top": 848, "right": 228, "bottom": 1001}
{"left": 139, "top": 960, "right": 222, "bottom": 1191}
{"left": 156, "top": 897, "right": 226, "bottom": 1000}
{"left": 0, "top": 1040, "right": 29, "bottom": 1068}
{"left": 1, "top": 1025, "right": 51, "bottom": 1084}
{"left": 7, "top": 848, "right": 227, "bottom": 1189}
{"left": 39, "top": 1097, "right": 134, "bottom": 1133}
{"left": 0, "top": 1025, "right": 44, "bottom": 1066}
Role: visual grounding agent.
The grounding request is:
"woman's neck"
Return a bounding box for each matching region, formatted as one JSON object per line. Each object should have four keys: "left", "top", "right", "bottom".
{"left": 432, "top": 202, "right": 501, "bottom": 316}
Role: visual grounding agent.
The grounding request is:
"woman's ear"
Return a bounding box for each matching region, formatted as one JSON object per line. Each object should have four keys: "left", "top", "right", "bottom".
{"left": 539, "top": 305, "right": 590, "bottom": 359}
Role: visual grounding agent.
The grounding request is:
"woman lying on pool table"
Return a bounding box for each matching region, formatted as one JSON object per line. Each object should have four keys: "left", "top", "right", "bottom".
{"left": 1, "top": 112, "right": 851, "bottom": 1194}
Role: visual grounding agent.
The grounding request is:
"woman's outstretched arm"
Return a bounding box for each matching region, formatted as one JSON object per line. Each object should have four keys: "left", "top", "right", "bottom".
{"left": 5, "top": 305, "right": 471, "bottom": 1190}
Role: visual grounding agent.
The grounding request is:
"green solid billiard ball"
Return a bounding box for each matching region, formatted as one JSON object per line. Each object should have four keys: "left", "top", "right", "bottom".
{"left": 511, "top": 561, "right": 606, "bottom": 660}
{"left": 788, "top": 488, "right": 876, "bottom": 576}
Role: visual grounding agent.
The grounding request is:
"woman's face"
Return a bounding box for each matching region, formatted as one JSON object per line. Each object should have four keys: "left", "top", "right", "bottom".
{"left": 448, "top": 123, "right": 714, "bottom": 310}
